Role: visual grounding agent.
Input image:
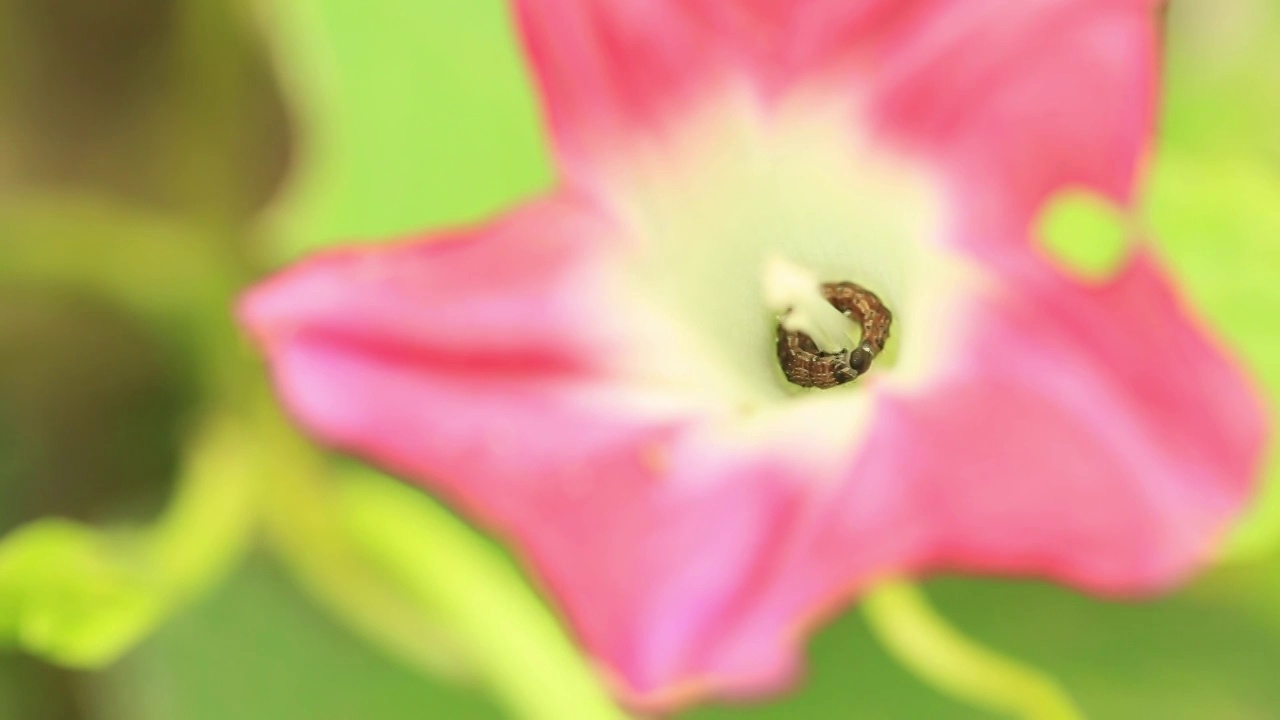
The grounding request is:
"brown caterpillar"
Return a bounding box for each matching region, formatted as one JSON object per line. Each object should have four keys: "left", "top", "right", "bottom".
{"left": 775, "top": 281, "right": 892, "bottom": 389}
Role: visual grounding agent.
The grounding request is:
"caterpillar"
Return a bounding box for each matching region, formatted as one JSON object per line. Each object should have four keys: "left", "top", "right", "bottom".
{"left": 775, "top": 281, "right": 892, "bottom": 389}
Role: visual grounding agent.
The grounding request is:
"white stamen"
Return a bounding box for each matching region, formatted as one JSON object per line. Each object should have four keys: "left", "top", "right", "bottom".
{"left": 763, "top": 255, "right": 860, "bottom": 353}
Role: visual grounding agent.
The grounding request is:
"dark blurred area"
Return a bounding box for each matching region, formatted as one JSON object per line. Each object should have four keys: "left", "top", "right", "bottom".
{"left": 0, "top": 1, "right": 287, "bottom": 715}
{"left": 0, "top": 0, "right": 269, "bottom": 532}
{"left": 0, "top": 0, "right": 290, "bottom": 225}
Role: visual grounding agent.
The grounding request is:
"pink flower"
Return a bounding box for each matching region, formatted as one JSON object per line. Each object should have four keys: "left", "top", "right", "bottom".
{"left": 242, "top": 0, "right": 1267, "bottom": 709}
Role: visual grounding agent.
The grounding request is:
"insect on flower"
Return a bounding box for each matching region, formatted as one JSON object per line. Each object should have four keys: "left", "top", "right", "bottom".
{"left": 776, "top": 281, "right": 892, "bottom": 389}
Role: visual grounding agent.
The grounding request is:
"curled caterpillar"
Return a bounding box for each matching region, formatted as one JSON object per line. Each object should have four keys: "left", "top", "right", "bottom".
{"left": 775, "top": 281, "right": 892, "bottom": 389}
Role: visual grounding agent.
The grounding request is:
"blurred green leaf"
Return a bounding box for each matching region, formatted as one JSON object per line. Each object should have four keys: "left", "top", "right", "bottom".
{"left": 0, "top": 196, "right": 259, "bottom": 667}
{"left": 254, "top": 0, "right": 552, "bottom": 258}
{"left": 0, "top": 412, "right": 256, "bottom": 667}
{"left": 0, "top": 520, "right": 161, "bottom": 666}
{"left": 95, "top": 556, "right": 504, "bottom": 720}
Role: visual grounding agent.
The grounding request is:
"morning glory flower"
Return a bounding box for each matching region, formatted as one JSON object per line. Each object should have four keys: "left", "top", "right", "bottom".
{"left": 241, "top": 0, "right": 1267, "bottom": 708}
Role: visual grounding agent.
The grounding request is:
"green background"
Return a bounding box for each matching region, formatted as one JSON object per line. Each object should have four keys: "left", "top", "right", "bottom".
{"left": 1, "top": 1, "right": 1278, "bottom": 718}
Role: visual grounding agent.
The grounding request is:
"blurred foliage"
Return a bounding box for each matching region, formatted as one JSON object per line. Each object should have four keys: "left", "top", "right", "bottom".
{"left": 0, "top": 0, "right": 289, "bottom": 227}
{"left": 1152, "top": 3, "right": 1280, "bottom": 561}
{"left": 0, "top": 289, "right": 181, "bottom": 531}
{"left": 79, "top": 572, "right": 1280, "bottom": 720}
{"left": 332, "top": 470, "right": 625, "bottom": 720}
{"left": 92, "top": 556, "right": 502, "bottom": 720}
{"left": 0, "top": 0, "right": 1278, "bottom": 719}
{"left": 255, "top": 0, "right": 551, "bottom": 256}
{"left": 0, "top": 404, "right": 256, "bottom": 668}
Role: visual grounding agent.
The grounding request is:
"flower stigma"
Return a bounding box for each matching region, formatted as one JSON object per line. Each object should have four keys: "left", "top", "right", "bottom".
{"left": 764, "top": 255, "right": 861, "bottom": 354}
{"left": 766, "top": 256, "right": 897, "bottom": 389}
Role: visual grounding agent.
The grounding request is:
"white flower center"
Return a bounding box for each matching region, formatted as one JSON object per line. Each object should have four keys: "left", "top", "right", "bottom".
{"left": 601, "top": 84, "right": 970, "bottom": 408}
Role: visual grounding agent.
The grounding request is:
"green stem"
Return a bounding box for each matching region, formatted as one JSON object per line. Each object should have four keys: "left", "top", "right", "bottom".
{"left": 863, "top": 580, "right": 1084, "bottom": 720}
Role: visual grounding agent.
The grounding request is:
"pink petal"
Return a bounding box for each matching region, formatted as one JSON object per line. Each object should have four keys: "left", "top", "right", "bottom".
{"left": 897, "top": 250, "right": 1266, "bottom": 587}
{"left": 868, "top": 0, "right": 1161, "bottom": 243}
{"left": 243, "top": 196, "right": 619, "bottom": 380}
{"left": 241, "top": 200, "right": 1266, "bottom": 708}
{"left": 242, "top": 0, "right": 1265, "bottom": 710}
{"left": 697, "top": 250, "right": 1268, "bottom": 687}
{"left": 517, "top": 0, "right": 1160, "bottom": 238}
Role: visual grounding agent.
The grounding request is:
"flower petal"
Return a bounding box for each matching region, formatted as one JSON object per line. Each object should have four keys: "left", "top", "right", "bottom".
{"left": 240, "top": 197, "right": 798, "bottom": 700}
{"left": 242, "top": 196, "right": 620, "bottom": 379}
{"left": 869, "top": 0, "right": 1161, "bottom": 242}
{"left": 517, "top": 0, "right": 1159, "bottom": 235}
{"left": 513, "top": 0, "right": 798, "bottom": 183}
{"left": 242, "top": 191, "right": 1266, "bottom": 708}
{"left": 893, "top": 250, "right": 1267, "bottom": 587}
{"left": 243, "top": 0, "right": 1264, "bottom": 711}
{"left": 703, "top": 250, "right": 1268, "bottom": 685}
